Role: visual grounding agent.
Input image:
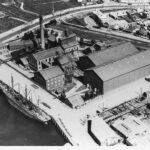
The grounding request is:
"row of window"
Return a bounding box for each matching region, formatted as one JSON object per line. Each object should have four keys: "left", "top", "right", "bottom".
{"left": 0, "top": 46, "right": 7, "bottom": 50}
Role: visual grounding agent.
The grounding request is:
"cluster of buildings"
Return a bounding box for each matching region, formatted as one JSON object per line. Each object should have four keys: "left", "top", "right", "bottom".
{"left": 28, "top": 32, "right": 79, "bottom": 92}
{"left": 89, "top": 8, "right": 150, "bottom": 37}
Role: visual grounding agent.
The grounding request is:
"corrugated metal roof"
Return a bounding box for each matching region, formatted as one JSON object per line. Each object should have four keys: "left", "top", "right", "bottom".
{"left": 92, "top": 50, "right": 150, "bottom": 81}
{"left": 88, "top": 42, "right": 138, "bottom": 66}
{"left": 33, "top": 46, "right": 64, "bottom": 61}
{"left": 38, "top": 66, "right": 64, "bottom": 80}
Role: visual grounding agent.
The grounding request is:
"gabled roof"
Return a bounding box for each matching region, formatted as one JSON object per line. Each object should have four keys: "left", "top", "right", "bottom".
{"left": 38, "top": 66, "right": 64, "bottom": 80}
{"left": 91, "top": 50, "right": 150, "bottom": 82}
{"left": 33, "top": 46, "right": 64, "bottom": 61}
{"left": 87, "top": 42, "right": 138, "bottom": 66}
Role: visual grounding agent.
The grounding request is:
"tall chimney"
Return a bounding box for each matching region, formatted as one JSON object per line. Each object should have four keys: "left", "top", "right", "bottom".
{"left": 39, "top": 15, "right": 45, "bottom": 50}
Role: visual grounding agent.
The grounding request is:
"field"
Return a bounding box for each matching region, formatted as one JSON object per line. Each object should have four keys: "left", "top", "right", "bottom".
{"left": 23, "top": 0, "right": 80, "bottom": 15}
{"left": 0, "top": 0, "right": 80, "bottom": 33}
{"left": 0, "top": 17, "right": 23, "bottom": 33}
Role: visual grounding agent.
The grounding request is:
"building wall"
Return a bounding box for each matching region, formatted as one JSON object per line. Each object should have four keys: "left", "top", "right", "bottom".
{"left": 85, "top": 65, "right": 150, "bottom": 95}
{"left": 0, "top": 44, "right": 9, "bottom": 55}
{"left": 64, "top": 45, "right": 79, "bottom": 53}
{"left": 84, "top": 70, "right": 103, "bottom": 94}
{"left": 46, "top": 75, "right": 65, "bottom": 91}
{"left": 34, "top": 72, "right": 46, "bottom": 88}
{"left": 28, "top": 55, "right": 38, "bottom": 71}
{"left": 103, "top": 65, "right": 150, "bottom": 94}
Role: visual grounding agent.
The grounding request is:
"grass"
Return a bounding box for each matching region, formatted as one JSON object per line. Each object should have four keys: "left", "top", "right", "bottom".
{"left": 0, "top": 0, "right": 80, "bottom": 33}
{"left": 23, "top": 0, "right": 80, "bottom": 16}
{"left": 0, "top": 17, "right": 23, "bottom": 33}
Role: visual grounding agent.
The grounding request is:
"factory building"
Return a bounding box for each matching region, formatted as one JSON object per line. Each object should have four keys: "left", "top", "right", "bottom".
{"left": 60, "top": 33, "right": 79, "bottom": 53}
{"left": 77, "top": 42, "right": 138, "bottom": 71}
{"left": 28, "top": 46, "right": 64, "bottom": 71}
{"left": 85, "top": 50, "right": 150, "bottom": 94}
{"left": 34, "top": 66, "right": 65, "bottom": 91}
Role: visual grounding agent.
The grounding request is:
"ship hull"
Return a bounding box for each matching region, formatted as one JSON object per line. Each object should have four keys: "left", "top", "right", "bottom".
{"left": 7, "top": 96, "right": 45, "bottom": 124}
{"left": 0, "top": 87, "right": 50, "bottom": 125}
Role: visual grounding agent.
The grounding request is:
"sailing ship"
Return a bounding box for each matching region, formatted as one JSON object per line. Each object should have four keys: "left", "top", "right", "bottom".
{"left": 0, "top": 75, "right": 51, "bottom": 124}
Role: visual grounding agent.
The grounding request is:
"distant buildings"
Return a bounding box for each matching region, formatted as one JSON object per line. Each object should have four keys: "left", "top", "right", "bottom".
{"left": 85, "top": 50, "right": 150, "bottom": 94}
{"left": 28, "top": 46, "right": 64, "bottom": 71}
{"left": 34, "top": 66, "right": 65, "bottom": 91}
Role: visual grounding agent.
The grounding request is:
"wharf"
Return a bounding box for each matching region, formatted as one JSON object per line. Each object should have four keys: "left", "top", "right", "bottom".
{"left": 1, "top": 58, "right": 150, "bottom": 146}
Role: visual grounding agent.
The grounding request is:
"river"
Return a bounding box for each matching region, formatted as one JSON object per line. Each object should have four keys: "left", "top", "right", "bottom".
{"left": 0, "top": 92, "right": 67, "bottom": 146}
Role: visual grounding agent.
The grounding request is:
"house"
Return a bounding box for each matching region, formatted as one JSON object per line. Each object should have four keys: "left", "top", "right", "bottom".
{"left": 60, "top": 33, "right": 79, "bottom": 53}
{"left": 28, "top": 46, "right": 64, "bottom": 71}
{"left": 34, "top": 66, "right": 65, "bottom": 91}
{"left": 84, "top": 50, "right": 150, "bottom": 94}
{"left": 77, "top": 42, "right": 138, "bottom": 71}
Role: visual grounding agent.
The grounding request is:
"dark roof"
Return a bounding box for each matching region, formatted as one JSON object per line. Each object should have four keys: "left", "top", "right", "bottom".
{"left": 33, "top": 46, "right": 64, "bottom": 61}
{"left": 58, "top": 55, "right": 74, "bottom": 65}
{"left": 90, "top": 50, "right": 150, "bottom": 82}
{"left": 38, "top": 66, "right": 64, "bottom": 80}
{"left": 87, "top": 42, "right": 138, "bottom": 66}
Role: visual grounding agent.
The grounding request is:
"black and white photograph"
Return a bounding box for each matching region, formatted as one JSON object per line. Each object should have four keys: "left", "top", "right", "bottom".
{"left": 1, "top": 0, "right": 150, "bottom": 149}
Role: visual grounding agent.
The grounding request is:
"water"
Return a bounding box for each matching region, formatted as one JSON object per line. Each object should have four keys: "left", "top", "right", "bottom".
{"left": 0, "top": 92, "right": 67, "bottom": 146}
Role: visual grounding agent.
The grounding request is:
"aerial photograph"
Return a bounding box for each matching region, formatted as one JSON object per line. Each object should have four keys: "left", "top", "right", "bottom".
{"left": 1, "top": 0, "right": 150, "bottom": 148}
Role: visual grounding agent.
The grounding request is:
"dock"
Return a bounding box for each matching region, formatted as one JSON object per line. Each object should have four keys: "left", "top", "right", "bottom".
{"left": 1, "top": 57, "right": 150, "bottom": 146}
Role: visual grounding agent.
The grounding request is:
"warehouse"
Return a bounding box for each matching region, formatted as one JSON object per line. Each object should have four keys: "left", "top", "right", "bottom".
{"left": 77, "top": 42, "right": 138, "bottom": 71}
{"left": 84, "top": 50, "right": 150, "bottom": 94}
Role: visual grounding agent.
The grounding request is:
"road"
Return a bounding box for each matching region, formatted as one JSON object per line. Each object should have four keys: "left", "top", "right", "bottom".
{"left": 0, "top": 3, "right": 144, "bottom": 43}
{"left": 59, "top": 22, "right": 150, "bottom": 49}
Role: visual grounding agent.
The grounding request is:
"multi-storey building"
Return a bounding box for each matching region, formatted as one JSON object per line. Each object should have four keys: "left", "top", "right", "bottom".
{"left": 34, "top": 66, "right": 65, "bottom": 91}
{"left": 28, "top": 46, "right": 64, "bottom": 71}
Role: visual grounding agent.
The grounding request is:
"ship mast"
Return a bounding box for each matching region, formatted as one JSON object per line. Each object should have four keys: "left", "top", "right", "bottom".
{"left": 37, "top": 96, "right": 40, "bottom": 107}
{"left": 11, "top": 74, "right": 14, "bottom": 90}
{"left": 24, "top": 85, "right": 31, "bottom": 100}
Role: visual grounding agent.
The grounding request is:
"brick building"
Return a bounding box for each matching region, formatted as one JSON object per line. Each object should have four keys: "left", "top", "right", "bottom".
{"left": 34, "top": 66, "right": 65, "bottom": 91}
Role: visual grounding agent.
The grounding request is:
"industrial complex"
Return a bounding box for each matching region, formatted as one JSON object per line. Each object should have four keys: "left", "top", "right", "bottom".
{"left": 1, "top": 0, "right": 150, "bottom": 147}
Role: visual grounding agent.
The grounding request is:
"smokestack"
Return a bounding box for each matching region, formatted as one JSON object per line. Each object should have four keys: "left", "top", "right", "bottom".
{"left": 87, "top": 120, "right": 92, "bottom": 133}
{"left": 39, "top": 15, "right": 45, "bottom": 50}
